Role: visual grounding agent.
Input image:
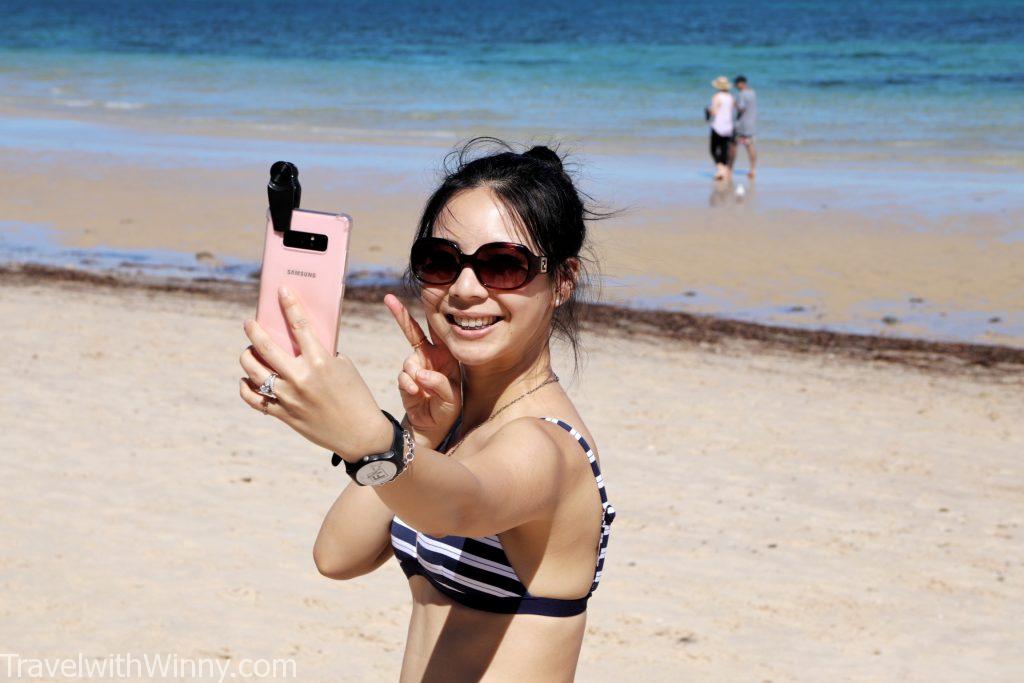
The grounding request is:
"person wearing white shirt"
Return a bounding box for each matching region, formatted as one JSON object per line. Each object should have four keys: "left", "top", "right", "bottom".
{"left": 706, "top": 75, "right": 735, "bottom": 181}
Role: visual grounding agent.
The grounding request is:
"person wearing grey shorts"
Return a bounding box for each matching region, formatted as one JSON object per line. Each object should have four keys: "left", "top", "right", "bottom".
{"left": 732, "top": 75, "right": 758, "bottom": 177}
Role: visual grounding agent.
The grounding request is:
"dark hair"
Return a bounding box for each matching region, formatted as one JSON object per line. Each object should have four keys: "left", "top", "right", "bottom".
{"left": 403, "top": 137, "right": 605, "bottom": 380}
{"left": 734, "top": 75, "right": 747, "bottom": 84}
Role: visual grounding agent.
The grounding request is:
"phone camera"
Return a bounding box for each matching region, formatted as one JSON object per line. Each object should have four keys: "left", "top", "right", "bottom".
{"left": 283, "top": 229, "right": 328, "bottom": 253}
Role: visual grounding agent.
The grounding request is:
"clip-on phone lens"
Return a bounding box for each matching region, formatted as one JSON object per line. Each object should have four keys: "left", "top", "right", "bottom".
{"left": 268, "top": 161, "right": 301, "bottom": 233}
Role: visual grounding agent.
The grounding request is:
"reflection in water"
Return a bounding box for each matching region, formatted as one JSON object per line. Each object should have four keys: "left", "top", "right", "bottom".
{"left": 709, "top": 175, "right": 756, "bottom": 208}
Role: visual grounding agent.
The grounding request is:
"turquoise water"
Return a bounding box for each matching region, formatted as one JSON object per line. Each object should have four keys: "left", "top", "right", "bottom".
{"left": 1, "top": 0, "right": 1022, "bottom": 154}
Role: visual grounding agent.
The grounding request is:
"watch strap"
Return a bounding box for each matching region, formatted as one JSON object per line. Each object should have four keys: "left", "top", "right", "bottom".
{"left": 332, "top": 411, "right": 411, "bottom": 486}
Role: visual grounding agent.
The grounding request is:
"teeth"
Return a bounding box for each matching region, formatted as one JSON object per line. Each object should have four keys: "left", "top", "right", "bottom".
{"left": 452, "top": 316, "right": 498, "bottom": 329}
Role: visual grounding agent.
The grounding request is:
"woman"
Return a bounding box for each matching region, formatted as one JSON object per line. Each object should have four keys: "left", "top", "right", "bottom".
{"left": 707, "top": 75, "right": 736, "bottom": 180}
{"left": 238, "top": 139, "right": 615, "bottom": 681}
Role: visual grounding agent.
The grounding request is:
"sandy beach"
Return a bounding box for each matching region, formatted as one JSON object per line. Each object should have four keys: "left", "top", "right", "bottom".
{"left": 2, "top": 114, "right": 1023, "bottom": 347}
{"left": 4, "top": 4, "right": 1024, "bottom": 679}
{"left": 2, "top": 272, "right": 1021, "bottom": 681}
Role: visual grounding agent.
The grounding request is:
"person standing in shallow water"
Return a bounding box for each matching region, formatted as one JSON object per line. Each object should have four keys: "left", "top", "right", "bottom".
{"left": 732, "top": 75, "right": 758, "bottom": 178}
{"left": 707, "top": 75, "right": 735, "bottom": 181}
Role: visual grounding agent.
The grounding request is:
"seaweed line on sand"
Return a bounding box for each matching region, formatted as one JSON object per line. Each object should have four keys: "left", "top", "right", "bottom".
{"left": 5, "top": 262, "right": 1023, "bottom": 381}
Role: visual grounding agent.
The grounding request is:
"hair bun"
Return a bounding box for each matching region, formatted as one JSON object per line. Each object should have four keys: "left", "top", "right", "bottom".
{"left": 523, "top": 145, "right": 564, "bottom": 171}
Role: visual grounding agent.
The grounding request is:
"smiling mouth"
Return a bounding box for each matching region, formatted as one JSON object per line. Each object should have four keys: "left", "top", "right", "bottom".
{"left": 445, "top": 313, "right": 503, "bottom": 330}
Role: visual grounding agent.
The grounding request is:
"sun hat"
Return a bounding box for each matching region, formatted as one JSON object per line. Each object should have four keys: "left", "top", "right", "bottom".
{"left": 711, "top": 76, "right": 732, "bottom": 90}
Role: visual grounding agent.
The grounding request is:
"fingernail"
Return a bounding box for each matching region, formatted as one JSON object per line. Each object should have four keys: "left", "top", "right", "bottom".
{"left": 279, "top": 286, "right": 291, "bottom": 299}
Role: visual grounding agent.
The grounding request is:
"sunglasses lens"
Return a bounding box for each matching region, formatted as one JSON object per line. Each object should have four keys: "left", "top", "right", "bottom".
{"left": 476, "top": 245, "right": 531, "bottom": 289}
{"left": 412, "top": 240, "right": 460, "bottom": 284}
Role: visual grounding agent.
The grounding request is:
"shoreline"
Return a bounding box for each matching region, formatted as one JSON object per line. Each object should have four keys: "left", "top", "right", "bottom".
{"left": 5, "top": 93, "right": 1024, "bottom": 173}
{"left": 7, "top": 262, "right": 1023, "bottom": 379}
{"left": 3, "top": 110, "right": 1022, "bottom": 348}
{"left": 6, "top": 105, "right": 1024, "bottom": 186}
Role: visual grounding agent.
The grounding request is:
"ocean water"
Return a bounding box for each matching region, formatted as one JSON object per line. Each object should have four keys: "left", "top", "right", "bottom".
{"left": 1, "top": 0, "right": 1022, "bottom": 156}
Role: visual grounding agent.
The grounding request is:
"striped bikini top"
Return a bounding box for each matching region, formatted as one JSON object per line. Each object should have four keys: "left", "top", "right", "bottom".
{"left": 390, "top": 416, "right": 615, "bottom": 617}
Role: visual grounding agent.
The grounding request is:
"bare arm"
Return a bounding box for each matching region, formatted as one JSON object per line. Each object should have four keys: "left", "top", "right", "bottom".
{"left": 312, "top": 414, "right": 446, "bottom": 580}
{"left": 241, "top": 294, "right": 564, "bottom": 571}
{"left": 313, "top": 481, "right": 395, "bottom": 580}
{"left": 366, "top": 416, "right": 567, "bottom": 538}
{"left": 315, "top": 417, "right": 563, "bottom": 575}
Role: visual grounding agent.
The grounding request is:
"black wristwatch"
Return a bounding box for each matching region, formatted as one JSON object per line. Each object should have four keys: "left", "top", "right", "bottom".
{"left": 331, "top": 410, "right": 415, "bottom": 486}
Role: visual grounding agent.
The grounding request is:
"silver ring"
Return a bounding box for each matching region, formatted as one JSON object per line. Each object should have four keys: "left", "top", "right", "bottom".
{"left": 257, "top": 372, "right": 279, "bottom": 399}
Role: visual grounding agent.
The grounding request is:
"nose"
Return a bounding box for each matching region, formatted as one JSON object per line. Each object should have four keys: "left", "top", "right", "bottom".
{"left": 448, "top": 262, "right": 489, "bottom": 301}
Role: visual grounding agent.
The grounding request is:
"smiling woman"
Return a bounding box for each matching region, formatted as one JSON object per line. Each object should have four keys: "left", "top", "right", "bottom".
{"left": 239, "top": 138, "right": 614, "bottom": 681}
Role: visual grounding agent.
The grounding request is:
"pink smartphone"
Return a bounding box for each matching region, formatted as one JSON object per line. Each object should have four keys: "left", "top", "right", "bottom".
{"left": 256, "top": 209, "right": 352, "bottom": 356}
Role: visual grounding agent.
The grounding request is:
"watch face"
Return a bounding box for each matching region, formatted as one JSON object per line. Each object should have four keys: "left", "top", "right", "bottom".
{"left": 356, "top": 460, "right": 398, "bottom": 486}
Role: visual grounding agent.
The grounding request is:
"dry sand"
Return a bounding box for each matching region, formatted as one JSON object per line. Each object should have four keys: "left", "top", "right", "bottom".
{"left": 2, "top": 276, "right": 1022, "bottom": 681}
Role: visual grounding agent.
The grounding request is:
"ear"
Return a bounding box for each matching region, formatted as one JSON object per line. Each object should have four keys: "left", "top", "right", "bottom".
{"left": 554, "top": 258, "right": 579, "bottom": 307}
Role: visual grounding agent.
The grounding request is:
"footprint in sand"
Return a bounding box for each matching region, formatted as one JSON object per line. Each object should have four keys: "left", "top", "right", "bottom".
{"left": 585, "top": 625, "right": 628, "bottom": 645}
{"left": 217, "top": 585, "right": 260, "bottom": 604}
{"left": 654, "top": 627, "right": 697, "bottom": 644}
{"left": 197, "top": 649, "right": 232, "bottom": 661}
{"left": 303, "top": 596, "right": 330, "bottom": 610}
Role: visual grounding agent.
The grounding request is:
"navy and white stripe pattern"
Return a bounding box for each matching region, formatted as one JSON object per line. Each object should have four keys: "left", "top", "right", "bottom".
{"left": 390, "top": 416, "right": 615, "bottom": 617}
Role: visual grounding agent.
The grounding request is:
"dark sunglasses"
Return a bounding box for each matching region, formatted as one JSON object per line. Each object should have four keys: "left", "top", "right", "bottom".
{"left": 411, "top": 237, "right": 549, "bottom": 290}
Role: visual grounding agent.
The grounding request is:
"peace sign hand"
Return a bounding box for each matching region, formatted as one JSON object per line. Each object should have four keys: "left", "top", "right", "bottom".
{"left": 383, "top": 294, "right": 462, "bottom": 450}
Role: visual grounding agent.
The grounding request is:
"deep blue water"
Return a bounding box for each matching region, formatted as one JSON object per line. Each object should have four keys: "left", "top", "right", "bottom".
{"left": 1, "top": 0, "right": 1022, "bottom": 152}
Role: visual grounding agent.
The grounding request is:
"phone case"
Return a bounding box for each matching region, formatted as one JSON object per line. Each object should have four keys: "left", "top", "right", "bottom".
{"left": 256, "top": 209, "right": 352, "bottom": 356}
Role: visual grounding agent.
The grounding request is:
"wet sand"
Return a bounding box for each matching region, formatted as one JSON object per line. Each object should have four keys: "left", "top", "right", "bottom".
{"left": 2, "top": 115, "right": 1023, "bottom": 347}
{"left": 2, "top": 274, "right": 1022, "bottom": 681}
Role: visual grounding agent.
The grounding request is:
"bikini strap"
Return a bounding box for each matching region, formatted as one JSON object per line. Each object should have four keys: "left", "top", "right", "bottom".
{"left": 539, "top": 417, "right": 616, "bottom": 592}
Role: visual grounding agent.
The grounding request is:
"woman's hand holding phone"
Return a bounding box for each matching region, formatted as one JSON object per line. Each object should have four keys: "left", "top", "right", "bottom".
{"left": 239, "top": 286, "right": 393, "bottom": 460}
{"left": 383, "top": 293, "right": 462, "bottom": 450}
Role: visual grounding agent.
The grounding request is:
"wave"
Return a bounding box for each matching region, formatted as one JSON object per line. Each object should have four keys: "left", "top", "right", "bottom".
{"left": 103, "top": 100, "right": 145, "bottom": 110}
{"left": 54, "top": 98, "right": 145, "bottom": 111}
{"left": 56, "top": 98, "right": 96, "bottom": 108}
{"left": 795, "top": 72, "right": 1024, "bottom": 88}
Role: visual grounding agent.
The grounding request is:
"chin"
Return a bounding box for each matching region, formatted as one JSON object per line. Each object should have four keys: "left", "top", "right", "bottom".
{"left": 447, "top": 337, "right": 502, "bottom": 366}
{"left": 451, "top": 332, "right": 530, "bottom": 371}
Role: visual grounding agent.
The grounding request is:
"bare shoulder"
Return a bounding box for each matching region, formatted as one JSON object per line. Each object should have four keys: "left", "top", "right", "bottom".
{"left": 468, "top": 416, "right": 579, "bottom": 469}
{"left": 483, "top": 415, "right": 564, "bottom": 459}
{"left": 452, "top": 415, "right": 597, "bottom": 536}
{"left": 464, "top": 412, "right": 600, "bottom": 475}
{"left": 535, "top": 414, "right": 600, "bottom": 462}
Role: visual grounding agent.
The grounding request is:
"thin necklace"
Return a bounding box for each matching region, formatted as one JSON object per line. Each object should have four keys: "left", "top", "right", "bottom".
{"left": 446, "top": 373, "right": 559, "bottom": 456}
